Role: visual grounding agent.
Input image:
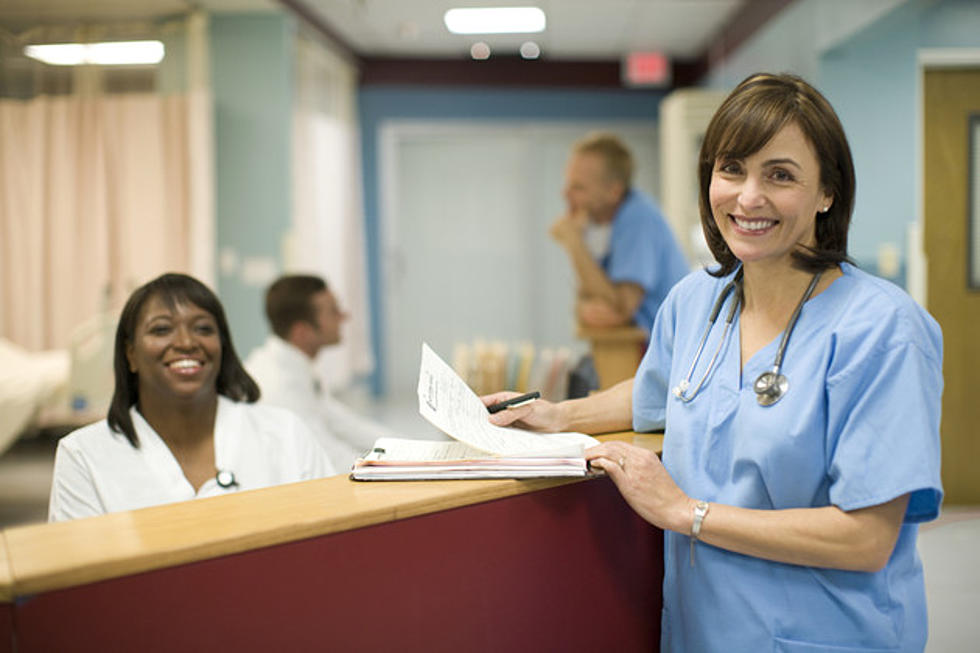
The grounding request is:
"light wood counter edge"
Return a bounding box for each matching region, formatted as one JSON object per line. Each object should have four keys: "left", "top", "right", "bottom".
{"left": 0, "top": 533, "right": 13, "bottom": 603}
{"left": 1, "top": 432, "right": 662, "bottom": 600}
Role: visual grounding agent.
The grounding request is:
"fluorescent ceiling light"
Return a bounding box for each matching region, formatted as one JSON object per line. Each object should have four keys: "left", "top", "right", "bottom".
{"left": 444, "top": 7, "right": 546, "bottom": 34}
{"left": 24, "top": 40, "right": 165, "bottom": 66}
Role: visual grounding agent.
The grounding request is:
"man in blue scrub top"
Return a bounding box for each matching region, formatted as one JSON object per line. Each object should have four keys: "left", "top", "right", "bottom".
{"left": 487, "top": 74, "right": 943, "bottom": 652}
{"left": 550, "top": 133, "right": 688, "bottom": 332}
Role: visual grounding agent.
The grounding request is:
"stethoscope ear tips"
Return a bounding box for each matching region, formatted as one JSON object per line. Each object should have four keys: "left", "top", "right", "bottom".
{"left": 672, "top": 380, "right": 689, "bottom": 398}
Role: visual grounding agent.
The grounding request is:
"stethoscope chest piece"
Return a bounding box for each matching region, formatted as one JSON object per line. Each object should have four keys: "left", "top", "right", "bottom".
{"left": 215, "top": 469, "right": 238, "bottom": 488}
{"left": 673, "top": 268, "right": 821, "bottom": 408}
{"left": 753, "top": 371, "right": 789, "bottom": 406}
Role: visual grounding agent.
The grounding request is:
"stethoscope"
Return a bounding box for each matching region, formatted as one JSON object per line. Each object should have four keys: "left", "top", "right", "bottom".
{"left": 215, "top": 469, "right": 238, "bottom": 488}
{"left": 672, "top": 268, "right": 822, "bottom": 407}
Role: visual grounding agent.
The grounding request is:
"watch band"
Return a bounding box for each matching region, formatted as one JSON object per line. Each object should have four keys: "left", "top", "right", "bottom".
{"left": 690, "top": 500, "right": 710, "bottom": 567}
{"left": 692, "top": 500, "right": 710, "bottom": 539}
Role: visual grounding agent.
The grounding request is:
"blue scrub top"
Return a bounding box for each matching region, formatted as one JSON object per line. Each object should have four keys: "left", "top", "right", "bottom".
{"left": 602, "top": 190, "right": 689, "bottom": 331}
{"left": 633, "top": 263, "right": 943, "bottom": 652}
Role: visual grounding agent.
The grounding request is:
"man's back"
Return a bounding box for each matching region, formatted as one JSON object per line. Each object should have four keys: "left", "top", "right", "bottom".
{"left": 604, "top": 189, "right": 689, "bottom": 331}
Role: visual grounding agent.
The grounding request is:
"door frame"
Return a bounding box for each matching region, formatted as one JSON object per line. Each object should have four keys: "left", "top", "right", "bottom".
{"left": 917, "top": 51, "right": 980, "bottom": 504}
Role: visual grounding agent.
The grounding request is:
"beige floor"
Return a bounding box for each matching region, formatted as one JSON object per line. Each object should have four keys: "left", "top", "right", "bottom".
{"left": 919, "top": 506, "right": 980, "bottom": 652}
{"left": 1, "top": 408, "right": 978, "bottom": 651}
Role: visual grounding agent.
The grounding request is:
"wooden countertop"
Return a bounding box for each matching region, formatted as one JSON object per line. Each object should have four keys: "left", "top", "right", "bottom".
{"left": 0, "top": 432, "right": 662, "bottom": 601}
{"left": 576, "top": 325, "right": 649, "bottom": 342}
{"left": 0, "top": 536, "right": 12, "bottom": 603}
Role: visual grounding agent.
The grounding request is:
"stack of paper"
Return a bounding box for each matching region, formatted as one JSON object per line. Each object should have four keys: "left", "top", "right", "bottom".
{"left": 350, "top": 343, "right": 599, "bottom": 481}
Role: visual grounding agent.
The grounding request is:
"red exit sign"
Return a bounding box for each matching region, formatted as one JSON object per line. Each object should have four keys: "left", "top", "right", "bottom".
{"left": 622, "top": 51, "right": 671, "bottom": 88}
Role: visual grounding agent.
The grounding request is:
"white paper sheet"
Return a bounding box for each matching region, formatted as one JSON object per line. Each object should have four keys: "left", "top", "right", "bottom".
{"left": 416, "top": 343, "right": 598, "bottom": 456}
{"left": 365, "top": 437, "right": 488, "bottom": 462}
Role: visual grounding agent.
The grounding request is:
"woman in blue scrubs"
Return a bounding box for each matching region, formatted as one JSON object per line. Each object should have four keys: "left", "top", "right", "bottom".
{"left": 485, "top": 73, "right": 942, "bottom": 652}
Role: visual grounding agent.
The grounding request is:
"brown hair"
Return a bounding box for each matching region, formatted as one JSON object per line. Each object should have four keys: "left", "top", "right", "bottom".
{"left": 573, "top": 132, "right": 634, "bottom": 189}
{"left": 264, "top": 274, "right": 329, "bottom": 339}
{"left": 698, "top": 73, "right": 856, "bottom": 276}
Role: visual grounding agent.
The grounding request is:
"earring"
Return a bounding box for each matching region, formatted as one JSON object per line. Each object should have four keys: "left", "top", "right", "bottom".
{"left": 820, "top": 206, "right": 830, "bottom": 213}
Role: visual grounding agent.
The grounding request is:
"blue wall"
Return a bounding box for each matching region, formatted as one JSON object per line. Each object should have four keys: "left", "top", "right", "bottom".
{"left": 704, "top": 0, "right": 980, "bottom": 280}
{"left": 821, "top": 0, "right": 980, "bottom": 265}
{"left": 358, "top": 86, "right": 667, "bottom": 393}
{"left": 210, "top": 13, "right": 295, "bottom": 356}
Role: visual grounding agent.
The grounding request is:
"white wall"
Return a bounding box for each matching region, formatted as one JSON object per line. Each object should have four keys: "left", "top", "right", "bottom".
{"left": 380, "top": 121, "right": 660, "bottom": 396}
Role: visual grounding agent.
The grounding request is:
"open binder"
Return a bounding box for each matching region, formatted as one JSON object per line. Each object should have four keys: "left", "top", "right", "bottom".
{"left": 350, "top": 344, "right": 599, "bottom": 481}
{"left": 351, "top": 437, "right": 592, "bottom": 480}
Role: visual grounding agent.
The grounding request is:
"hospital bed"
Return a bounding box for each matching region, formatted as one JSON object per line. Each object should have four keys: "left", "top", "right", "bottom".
{"left": 0, "top": 311, "right": 115, "bottom": 456}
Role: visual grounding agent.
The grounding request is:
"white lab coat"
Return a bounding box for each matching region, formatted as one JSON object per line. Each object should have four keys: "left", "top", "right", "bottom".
{"left": 245, "top": 336, "right": 396, "bottom": 472}
{"left": 48, "top": 395, "right": 334, "bottom": 522}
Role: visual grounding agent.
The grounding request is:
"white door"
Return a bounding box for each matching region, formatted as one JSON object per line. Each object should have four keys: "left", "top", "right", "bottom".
{"left": 381, "top": 121, "right": 661, "bottom": 397}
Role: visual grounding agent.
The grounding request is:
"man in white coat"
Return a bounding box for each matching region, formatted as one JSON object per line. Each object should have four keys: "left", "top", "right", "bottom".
{"left": 245, "top": 275, "right": 393, "bottom": 472}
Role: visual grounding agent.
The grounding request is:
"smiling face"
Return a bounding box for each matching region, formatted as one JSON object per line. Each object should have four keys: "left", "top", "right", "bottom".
{"left": 125, "top": 294, "right": 222, "bottom": 406}
{"left": 708, "top": 121, "right": 833, "bottom": 271}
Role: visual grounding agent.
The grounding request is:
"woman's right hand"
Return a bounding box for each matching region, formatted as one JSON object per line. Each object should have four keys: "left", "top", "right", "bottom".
{"left": 481, "top": 391, "right": 566, "bottom": 432}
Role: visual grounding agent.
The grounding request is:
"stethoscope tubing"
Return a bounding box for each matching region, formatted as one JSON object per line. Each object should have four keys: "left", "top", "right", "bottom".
{"left": 673, "top": 270, "right": 742, "bottom": 403}
{"left": 672, "top": 268, "right": 821, "bottom": 406}
{"left": 767, "top": 270, "right": 822, "bottom": 376}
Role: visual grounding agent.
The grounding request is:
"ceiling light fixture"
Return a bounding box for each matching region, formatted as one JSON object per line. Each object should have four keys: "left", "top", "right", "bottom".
{"left": 519, "top": 41, "right": 541, "bottom": 60}
{"left": 24, "top": 40, "right": 165, "bottom": 66}
{"left": 470, "top": 42, "right": 492, "bottom": 60}
{"left": 444, "top": 7, "right": 546, "bottom": 35}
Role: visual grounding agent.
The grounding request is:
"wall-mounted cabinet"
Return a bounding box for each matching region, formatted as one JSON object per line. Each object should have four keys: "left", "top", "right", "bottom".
{"left": 659, "top": 89, "right": 727, "bottom": 267}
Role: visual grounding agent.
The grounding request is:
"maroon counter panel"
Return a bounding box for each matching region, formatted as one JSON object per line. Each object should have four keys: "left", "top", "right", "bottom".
{"left": 12, "top": 477, "right": 663, "bottom": 652}
{"left": 0, "top": 604, "right": 11, "bottom": 653}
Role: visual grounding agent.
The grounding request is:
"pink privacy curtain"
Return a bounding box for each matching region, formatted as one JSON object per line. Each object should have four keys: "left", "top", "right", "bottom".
{"left": 0, "top": 92, "right": 204, "bottom": 351}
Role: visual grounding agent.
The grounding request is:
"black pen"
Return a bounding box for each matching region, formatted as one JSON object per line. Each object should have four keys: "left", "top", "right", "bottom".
{"left": 487, "top": 391, "right": 541, "bottom": 414}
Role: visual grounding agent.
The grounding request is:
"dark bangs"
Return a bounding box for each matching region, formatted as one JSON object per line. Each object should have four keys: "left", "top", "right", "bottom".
{"left": 711, "top": 98, "right": 793, "bottom": 167}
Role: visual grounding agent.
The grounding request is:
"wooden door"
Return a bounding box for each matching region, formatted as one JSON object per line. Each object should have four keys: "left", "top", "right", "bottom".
{"left": 923, "top": 67, "right": 980, "bottom": 504}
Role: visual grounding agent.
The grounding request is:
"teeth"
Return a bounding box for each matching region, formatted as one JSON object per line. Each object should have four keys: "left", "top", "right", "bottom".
{"left": 169, "top": 359, "right": 201, "bottom": 370}
{"left": 734, "top": 216, "right": 776, "bottom": 231}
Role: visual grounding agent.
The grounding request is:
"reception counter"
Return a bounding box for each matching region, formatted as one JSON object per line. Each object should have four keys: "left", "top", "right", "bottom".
{"left": 0, "top": 432, "right": 663, "bottom": 652}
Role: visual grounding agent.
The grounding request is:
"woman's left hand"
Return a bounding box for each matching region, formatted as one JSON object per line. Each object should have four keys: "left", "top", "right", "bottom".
{"left": 586, "top": 442, "right": 692, "bottom": 533}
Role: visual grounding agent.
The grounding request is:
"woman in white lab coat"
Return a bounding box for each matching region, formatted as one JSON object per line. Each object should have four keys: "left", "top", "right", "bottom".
{"left": 49, "top": 273, "right": 333, "bottom": 521}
